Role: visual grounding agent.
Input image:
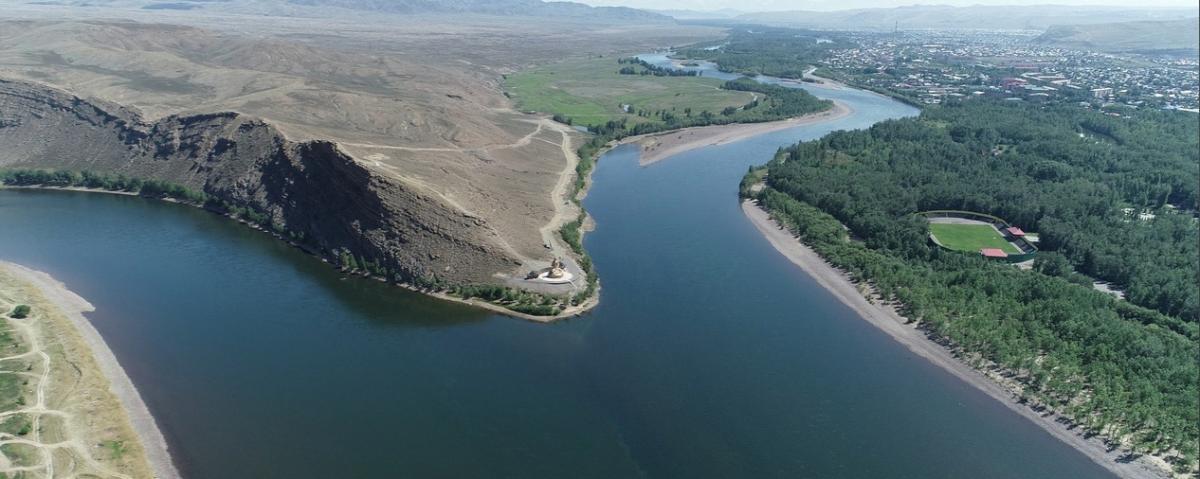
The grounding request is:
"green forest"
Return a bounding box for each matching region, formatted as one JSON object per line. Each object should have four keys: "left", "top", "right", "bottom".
{"left": 746, "top": 100, "right": 1199, "bottom": 472}
{"left": 674, "top": 27, "right": 852, "bottom": 79}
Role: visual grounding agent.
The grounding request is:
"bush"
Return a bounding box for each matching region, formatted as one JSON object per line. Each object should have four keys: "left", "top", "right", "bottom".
{"left": 9, "top": 305, "right": 30, "bottom": 319}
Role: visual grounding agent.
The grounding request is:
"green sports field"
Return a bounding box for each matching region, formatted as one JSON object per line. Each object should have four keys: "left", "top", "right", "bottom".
{"left": 929, "top": 223, "right": 1020, "bottom": 254}
{"left": 504, "top": 56, "right": 758, "bottom": 128}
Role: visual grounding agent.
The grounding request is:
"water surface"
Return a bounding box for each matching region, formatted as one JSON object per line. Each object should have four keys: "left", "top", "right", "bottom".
{"left": 0, "top": 79, "right": 1117, "bottom": 478}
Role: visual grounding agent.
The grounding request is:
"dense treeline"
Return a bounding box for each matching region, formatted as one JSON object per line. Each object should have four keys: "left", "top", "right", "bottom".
{"left": 558, "top": 78, "right": 831, "bottom": 140}
{"left": 617, "top": 57, "right": 699, "bottom": 77}
{"left": 750, "top": 99, "right": 1199, "bottom": 471}
{"left": 722, "top": 78, "right": 832, "bottom": 119}
{"left": 0, "top": 168, "right": 284, "bottom": 228}
{"left": 675, "top": 27, "right": 852, "bottom": 79}
{"left": 771, "top": 101, "right": 1199, "bottom": 320}
{"left": 0, "top": 169, "right": 207, "bottom": 203}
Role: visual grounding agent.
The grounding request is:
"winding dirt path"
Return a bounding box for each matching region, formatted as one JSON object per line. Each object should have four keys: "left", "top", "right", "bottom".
{"left": 536, "top": 119, "right": 583, "bottom": 261}
{"left": 339, "top": 121, "right": 546, "bottom": 153}
{"left": 0, "top": 298, "right": 132, "bottom": 479}
{"left": 0, "top": 263, "right": 177, "bottom": 479}
{"left": 354, "top": 117, "right": 584, "bottom": 273}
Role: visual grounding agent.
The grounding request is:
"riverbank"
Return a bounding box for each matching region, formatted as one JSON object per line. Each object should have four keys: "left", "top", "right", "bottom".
{"left": 1, "top": 184, "right": 599, "bottom": 323}
{"left": 804, "top": 70, "right": 926, "bottom": 109}
{"left": 521, "top": 97, "right": 854, "bottom": 319}
{"left": 629, "top": 101, "right": 852, "bottom": 166}
{"left": 741, "top": 200, "right": 1174, "bottom": 479}
{"left": 0, "top": 261, "right": 180, "bottom": 478}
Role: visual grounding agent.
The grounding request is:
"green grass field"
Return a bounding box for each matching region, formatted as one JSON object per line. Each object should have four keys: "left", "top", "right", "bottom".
{"left": 504, "top": 56, "right": 758, "bottom": 128}
{"left": 929, "top": 223, "right": 1020, "bottom": 254}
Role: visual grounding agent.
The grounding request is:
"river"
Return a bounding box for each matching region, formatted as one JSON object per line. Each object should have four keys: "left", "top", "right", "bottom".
{"left": 0, "top": 64, "right": 1118, "bottom": 478}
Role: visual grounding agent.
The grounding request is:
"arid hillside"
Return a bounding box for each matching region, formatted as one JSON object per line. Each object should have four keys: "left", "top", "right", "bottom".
{"left": 1036, "top": 18, "right": 1200, "bottom": 56}
{"left": 0, "top": 2, "right": 720, "bottom": 290}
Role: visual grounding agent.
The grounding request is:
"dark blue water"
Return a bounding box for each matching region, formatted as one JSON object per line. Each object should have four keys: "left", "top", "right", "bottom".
{"left": 0, "top": 79, "right": 1116, "bottom": 478}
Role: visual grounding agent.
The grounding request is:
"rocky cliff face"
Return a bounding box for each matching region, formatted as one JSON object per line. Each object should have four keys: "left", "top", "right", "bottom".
{"left": 0, "top": 79, "right": 520, "bottom": 284}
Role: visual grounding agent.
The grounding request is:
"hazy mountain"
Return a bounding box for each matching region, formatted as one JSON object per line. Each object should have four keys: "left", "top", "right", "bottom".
{"left": 651, "top": 8, "right": 745, "bottom": 20}
{"left": 283, "top": 0, "right": 673, "bottom": 21}
{"left": 733, "top": 5, "right": 1198, "bottom": 31}
{"left": 1036, "top": 18, "right": 1200, "bottom": 55}
{"left": 30, "top": 0, "right": 674, "bottom": 22}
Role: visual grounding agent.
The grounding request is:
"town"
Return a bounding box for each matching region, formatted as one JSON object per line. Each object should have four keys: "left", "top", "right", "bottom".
{"left": 819, "top": 30, "right": 1199, "bottom": 111}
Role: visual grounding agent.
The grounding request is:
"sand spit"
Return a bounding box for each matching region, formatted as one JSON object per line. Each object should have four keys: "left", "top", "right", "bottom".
{"left": 1, "top": 262, "right": 180, "bottom": 479}
{"left": 741, "top": 200, "right": 1174, "bottom": 479}
{"left": 630, "top": 101, "right": 852, "bottom": 166}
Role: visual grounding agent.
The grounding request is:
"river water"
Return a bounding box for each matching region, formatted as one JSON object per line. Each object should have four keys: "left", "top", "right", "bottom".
{"left": 0, "top": 63, "right": 1116, "bottom": 478}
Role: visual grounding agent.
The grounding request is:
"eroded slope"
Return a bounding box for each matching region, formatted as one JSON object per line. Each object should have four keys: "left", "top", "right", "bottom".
{"left": 0, "top": 79, "right": 521, "bottom": 283}
{"left": 0, "top": 13, "right": 720, "bottom": 292}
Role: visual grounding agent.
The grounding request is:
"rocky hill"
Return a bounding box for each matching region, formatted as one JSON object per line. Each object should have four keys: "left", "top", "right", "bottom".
{"left": 0, "top": 79, "right": 517, "bottom": 284}
{"left": 0, "top": 11, "right": 721, "bottom": 304}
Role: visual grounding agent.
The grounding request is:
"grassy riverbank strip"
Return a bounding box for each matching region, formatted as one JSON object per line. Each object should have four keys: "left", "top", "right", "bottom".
{"left": 0, "top": 261, "right": 179, "bottom": 478}
{"left": 626, "top": 100, "right": 852, "bottom": 166}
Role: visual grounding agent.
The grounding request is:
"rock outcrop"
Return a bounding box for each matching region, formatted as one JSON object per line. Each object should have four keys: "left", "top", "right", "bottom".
{"left": 0, "top": 79, "right": 519, "bottom": 284}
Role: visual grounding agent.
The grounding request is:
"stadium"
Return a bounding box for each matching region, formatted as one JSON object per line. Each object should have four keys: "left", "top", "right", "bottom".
{"left": 920, "top": 210, "right": 1038, "bottom": 263}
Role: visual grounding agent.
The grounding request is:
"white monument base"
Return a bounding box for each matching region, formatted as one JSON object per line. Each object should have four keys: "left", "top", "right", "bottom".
{"left": 534, "top": 270, "right": 574, "bottom": 284}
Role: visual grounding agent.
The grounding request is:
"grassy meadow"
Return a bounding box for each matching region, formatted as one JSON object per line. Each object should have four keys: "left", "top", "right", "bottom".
{"left": 505, "top": 55, "right": 758, "bottom": 128}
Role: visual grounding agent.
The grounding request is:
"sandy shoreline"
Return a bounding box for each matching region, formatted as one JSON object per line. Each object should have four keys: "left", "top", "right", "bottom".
{"left": 741, "top": 200, "right": 1173, "bottom": 479}
{"left": 2, "top": 262, "right": 181, "bottom": 479}
{"left": 628, "top": 101, "right": 852, "bottom": 166}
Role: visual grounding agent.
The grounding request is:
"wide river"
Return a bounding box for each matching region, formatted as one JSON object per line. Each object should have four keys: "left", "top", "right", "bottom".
{"left": 0, "top": 61, "right": 1117, "bottom": 477}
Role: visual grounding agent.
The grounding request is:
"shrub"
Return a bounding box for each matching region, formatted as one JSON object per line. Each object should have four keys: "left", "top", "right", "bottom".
{"left": 8, "top": 305, "right": 30, "bottom": 319}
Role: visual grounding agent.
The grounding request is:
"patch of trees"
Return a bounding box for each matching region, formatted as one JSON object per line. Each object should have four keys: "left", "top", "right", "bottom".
{"left": 674, "top": 27, "right": 852, "bottom": 79}
{"left": 0, "top": 168, "right": 286, "bottom": 232}
{"left": 8, "top": 305, "right": 30, "bottom": 319}
{"left": 722, "top": 78, "right": 831, "bottom": 119}
{"left": 749, "top": 99, "right": 1199, "bottom": 471}
{"left": 558, "top": 78, "right": 830, "bottom": 142}
{"left": 450, "top": 283, "right": 562, "bottom": 316}
{"left": 617, "top": 57, "right": 699, "bottom": 77}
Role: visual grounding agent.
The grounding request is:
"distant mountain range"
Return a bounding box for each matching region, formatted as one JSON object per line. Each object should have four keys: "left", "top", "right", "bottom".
{"left": 648, "top": 8, "right": 744, "bottom": 20}
{"left": 282, "top": 0, "right": 673, "bottom": 21}
{"left": 727, "top": 5, "right": 1197, "bottom": 31}
{"left": 1035, "top": 18, "right": 1200, "bottom": 55}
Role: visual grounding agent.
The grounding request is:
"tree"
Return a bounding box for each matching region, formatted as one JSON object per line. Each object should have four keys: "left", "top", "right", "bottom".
{"left": 9, "top": 305, "right": 30, "bottom": 319}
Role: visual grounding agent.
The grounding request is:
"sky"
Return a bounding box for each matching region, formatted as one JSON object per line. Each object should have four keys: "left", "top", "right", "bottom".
{"left": 579, "top": 0, "right": 1200, "bottom": 12}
